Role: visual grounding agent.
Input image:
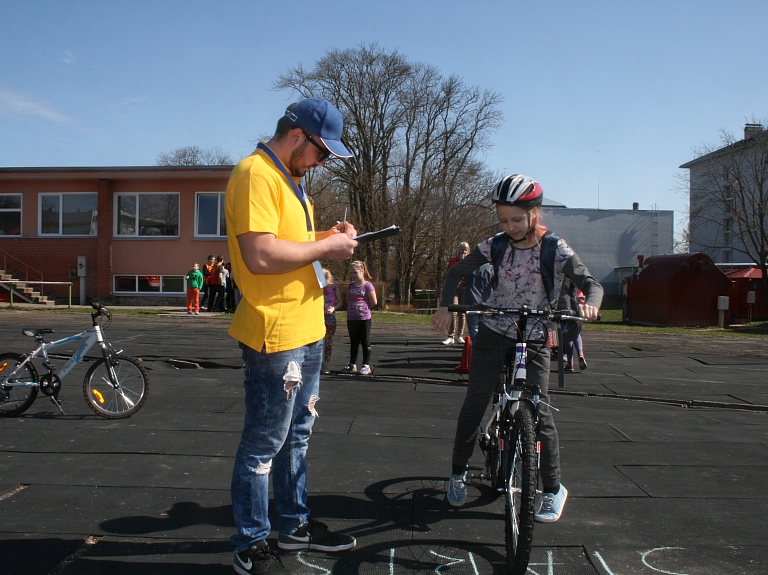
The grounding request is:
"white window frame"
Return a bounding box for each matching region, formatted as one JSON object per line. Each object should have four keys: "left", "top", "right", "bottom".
{"left": 194, "top": 191, "right": 227, "bottom": 237}
{"left": 113, "top": 274, "right": 186, "bottom": 294}
{"left": 0, "top": 193, "right": 22, "bottom": 236}
{"left": 38, "top": 193, "right": 98, "bottom": 236}
{"left": 114, "top": 192, "right": 180, "bottom": 238}
{"left": 723, "top": 218, "right": 733, "bottom": 246}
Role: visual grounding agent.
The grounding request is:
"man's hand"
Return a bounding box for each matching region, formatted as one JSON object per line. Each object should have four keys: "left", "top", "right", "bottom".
{"left": 579, "top": 304, "right": 600, "bottom": 322}
{"left": 330, "top": 221, "right": 357, "bottom": 239}
{"left": 432, "top": 307, "right": 452, "bottom": 333}
{"left": 322, "top": 229, "right": 358, "bottom": 261}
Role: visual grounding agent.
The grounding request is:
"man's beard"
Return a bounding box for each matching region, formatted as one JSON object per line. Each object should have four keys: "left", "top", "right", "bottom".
{"left": 287, "top": 141, "right": 310, "bottom": 177}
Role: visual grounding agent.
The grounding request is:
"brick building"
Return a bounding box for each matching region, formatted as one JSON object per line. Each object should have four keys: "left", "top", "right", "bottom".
{"left": 0, "top": 166, "right": 232, "bottom": 305}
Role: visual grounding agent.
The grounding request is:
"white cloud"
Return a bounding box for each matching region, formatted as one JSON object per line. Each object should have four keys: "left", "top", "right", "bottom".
{"left": 0, "top": 89, "right": 74, "bottom": 126}
{"left": 62, "top": 51, "right": 76, "bottom": 65}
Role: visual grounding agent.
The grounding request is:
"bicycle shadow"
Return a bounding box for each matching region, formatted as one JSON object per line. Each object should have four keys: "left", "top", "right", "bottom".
{"left": 99, "top": 476, "right": 501, "bottom": 539}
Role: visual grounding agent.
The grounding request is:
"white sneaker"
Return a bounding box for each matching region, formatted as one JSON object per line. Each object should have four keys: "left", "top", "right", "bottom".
{"left": 446, "top": 472, "right": 467, "bottom": 507}
{"left": 535, "top": 485, "right": 568, "bottom": 523}
{"left": 457, "top": 336, "right": 465, "bottom": 344}
{"left": 442, "top": 337, "right": 455, "bottom": 346}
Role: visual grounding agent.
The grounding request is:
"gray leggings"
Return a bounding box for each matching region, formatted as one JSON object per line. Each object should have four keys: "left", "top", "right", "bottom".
{"left": 451, "top": 322, "right": 561, "bottom": 492}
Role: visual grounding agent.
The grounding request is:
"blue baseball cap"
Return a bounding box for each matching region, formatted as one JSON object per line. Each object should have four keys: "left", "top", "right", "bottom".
{"left": 285, "top": 98, "right": 353, "bottom": 158}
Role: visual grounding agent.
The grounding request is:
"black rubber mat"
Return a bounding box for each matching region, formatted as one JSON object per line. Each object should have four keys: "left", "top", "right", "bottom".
{"left": 2, "top": 313, "right": 768, "bottom": 574}
{"left": 0, "top": 533, "right": 84, "bottom": 575}
{"left": 586, "top": 544, "right": 768, "bottom": 575}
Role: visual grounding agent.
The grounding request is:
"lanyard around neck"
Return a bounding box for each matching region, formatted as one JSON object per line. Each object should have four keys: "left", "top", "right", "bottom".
{"left": 257, "top": 142, "right": 313, "bottom": 232}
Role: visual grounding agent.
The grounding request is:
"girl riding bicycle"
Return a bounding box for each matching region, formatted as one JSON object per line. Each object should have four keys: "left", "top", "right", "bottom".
{"left": 433, "top": 174, "right": 603, "bottom": 522}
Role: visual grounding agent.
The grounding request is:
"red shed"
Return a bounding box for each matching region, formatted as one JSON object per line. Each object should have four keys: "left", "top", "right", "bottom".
{"left": 626, "top": 253, "right": 732, "bottom": 326}
{"left": 724, "top": 267, "right": 768, "bottom": 321}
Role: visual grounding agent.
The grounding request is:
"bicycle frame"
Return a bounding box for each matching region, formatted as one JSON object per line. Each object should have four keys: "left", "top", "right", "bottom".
{"left": 7, "top": 326, "right": 110, "bottom": 388}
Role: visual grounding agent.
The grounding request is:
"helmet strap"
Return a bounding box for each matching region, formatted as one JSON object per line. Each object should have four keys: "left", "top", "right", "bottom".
{"left": 511, "top": 212, "right": 538, "bottom": 244}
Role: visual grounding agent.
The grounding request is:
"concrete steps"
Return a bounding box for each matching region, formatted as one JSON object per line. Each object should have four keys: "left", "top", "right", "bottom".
{"left": 0, "top": 269, "right": 54, "bottom": 305}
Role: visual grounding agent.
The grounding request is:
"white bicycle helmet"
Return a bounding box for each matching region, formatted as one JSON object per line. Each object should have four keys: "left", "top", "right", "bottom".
{"left": 491, "top": 174, "right": 544, "bottom": 209}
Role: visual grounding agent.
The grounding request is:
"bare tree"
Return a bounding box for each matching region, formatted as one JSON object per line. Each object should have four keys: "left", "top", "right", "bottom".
{"left": 685, "top": 119, "right": 768, "bottom": 292}
{"left": 156, "top": 146, "right": 234, "bottom": 166}
{"left": 275, "top": 43, "right": 503, "bottom": 303}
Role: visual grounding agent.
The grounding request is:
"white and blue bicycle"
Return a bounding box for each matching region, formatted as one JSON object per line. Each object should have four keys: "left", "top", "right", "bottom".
{"left": 0, "top": 303, "right": 148, "bottom": 419}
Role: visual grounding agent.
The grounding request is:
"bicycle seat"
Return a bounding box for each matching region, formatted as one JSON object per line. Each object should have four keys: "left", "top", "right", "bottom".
{"left": 22, "top": 328, "right": 55, "bottom": 337}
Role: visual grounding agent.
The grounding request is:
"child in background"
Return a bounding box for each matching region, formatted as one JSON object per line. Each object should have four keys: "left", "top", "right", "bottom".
{"left": 185, "top": 263, "right": 204, "bottom": 315}
{"left": 322, "top": 268, "right": 343, "bottom": 375}
{"left": 564, "top": 289, "right": 588, "bottom": 372}
{"left": 341, "top": 261, "right": 377, "bottom": 376}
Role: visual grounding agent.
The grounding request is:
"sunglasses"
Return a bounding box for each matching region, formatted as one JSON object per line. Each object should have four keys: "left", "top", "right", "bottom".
{"left": 303, "top": 131, "right": 331, "bottom": 162}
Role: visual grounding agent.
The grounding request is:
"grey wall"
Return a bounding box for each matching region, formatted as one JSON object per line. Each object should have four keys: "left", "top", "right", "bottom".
{"left": 541, "top": 207, "right": 674, "bottom": 296}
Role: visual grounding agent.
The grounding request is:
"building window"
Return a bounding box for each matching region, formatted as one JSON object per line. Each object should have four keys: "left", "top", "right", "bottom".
{"left": 195, "top": 192, "right": 227, "bottom": 237}
{"left": 113, "top": 275, "right": 185, "bottom": 294}
{"left": 115, "top": 193, "right": 179, "bottom": 237}
{"left": 39, "top": 193, "right": 98, "bottom": 236}
{"left": 0, "top": 194, "right": 22, "bottom": 236}
{"left": 724, "top": 218, "right": 733, "bottom": 246}
{"left": 723, "top": 191, "right": 733, "bottom": 215}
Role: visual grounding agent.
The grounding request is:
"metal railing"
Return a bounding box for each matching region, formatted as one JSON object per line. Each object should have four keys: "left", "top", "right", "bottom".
{"left": 0, "top": 281, "right": 73, "bottom": 308}
{"left": 0, "top": 248, "right": 45, "bottom": 296}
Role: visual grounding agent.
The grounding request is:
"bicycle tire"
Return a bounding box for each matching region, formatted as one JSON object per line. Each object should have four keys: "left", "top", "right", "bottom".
{"left": 83, "top": 354, "right": 149, "bottom": 419}
{"left": 0, "top": 352, "right": 39, "bottom": 417}
{"left": 503, "top": 401, "right": 537, "bottom": 575}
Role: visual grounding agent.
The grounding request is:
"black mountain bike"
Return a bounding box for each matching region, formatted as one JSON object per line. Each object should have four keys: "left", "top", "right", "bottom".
{"left": 449, "top": 304, "right": 587, "bottom": 575}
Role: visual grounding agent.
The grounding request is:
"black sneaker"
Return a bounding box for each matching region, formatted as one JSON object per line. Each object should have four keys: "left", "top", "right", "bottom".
{"left": 233, "top": 541, "right": 293, "bottom": 575}
{"left": 277, "top": 520, "right": 356, "bottom": 552}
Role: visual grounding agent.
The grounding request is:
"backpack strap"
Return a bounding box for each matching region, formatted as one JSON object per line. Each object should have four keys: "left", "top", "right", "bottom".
{"left": 490, "top": 232, "right": 511, "bottom": 290}
{"left": 539, "top": 231, "right": 560, "bottom": 305}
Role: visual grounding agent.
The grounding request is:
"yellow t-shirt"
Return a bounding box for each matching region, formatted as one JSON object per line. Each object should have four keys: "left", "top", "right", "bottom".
{"left": 225, "top": 146, "right": 325, "bottom": 353}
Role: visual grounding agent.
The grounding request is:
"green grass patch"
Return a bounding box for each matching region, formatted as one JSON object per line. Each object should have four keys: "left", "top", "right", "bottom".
{"left": 4, "top": 303, "right": 767, "bottom": 339}
{"left": 338, "top": 311, "right": 434, "bottom": 325}
{"left": 0, "top": 306, "right": 178, "bottom": 317}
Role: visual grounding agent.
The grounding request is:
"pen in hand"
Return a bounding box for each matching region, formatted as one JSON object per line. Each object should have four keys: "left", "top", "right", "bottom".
{"left": 342, "top": 208, "right": 347, "bottom": 234}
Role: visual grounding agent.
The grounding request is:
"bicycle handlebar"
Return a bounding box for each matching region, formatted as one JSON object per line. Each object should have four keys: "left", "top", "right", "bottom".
{"left": 447, "top": 303, "right": 600, "bottom": 323}
{"left": 91, "top": 302, "right": 112, "bottom": 321}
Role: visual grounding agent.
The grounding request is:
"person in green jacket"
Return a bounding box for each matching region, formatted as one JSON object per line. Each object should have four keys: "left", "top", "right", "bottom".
{"left": 185, "top": 263, "right": 204, "bottom": 315}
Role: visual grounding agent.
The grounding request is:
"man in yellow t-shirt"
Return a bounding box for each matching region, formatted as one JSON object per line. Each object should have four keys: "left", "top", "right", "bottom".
{"left": 226, "top": 98, "right": 359, "bottom": 575}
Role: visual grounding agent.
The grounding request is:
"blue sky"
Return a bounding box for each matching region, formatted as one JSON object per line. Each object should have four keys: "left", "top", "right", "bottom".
{"left": 2, "top": 0, "right": 767, "bottom": 232}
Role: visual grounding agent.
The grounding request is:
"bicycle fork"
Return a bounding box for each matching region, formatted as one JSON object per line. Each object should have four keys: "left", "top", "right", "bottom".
{"left": 93, "top": 329, "right": 133, "bottom": 408}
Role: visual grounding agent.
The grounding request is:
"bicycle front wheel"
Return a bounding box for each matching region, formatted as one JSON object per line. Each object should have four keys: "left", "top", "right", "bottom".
{"left": 83, "top": 355, "right": 149, "bottom": 419}
{"left": 0, "top": 353, "right": 39, "bottom": 417}
{"left": 503, "top": 401, "right": 537, "bottom": 575}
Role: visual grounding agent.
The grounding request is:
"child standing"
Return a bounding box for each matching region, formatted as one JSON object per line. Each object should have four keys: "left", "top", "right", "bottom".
{"left": 185, "top": 263, "right": 204, "bottom": 315}
{"left": 341, "top": 261, "right": 377, "bottom": 375}
{"left": 322, "top": 268, "right": 343, "bottom": 374}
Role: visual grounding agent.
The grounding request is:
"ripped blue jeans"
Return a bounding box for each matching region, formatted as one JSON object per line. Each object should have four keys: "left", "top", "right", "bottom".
{"left": 231, "top": 339, "right": 322, "bottom": 552}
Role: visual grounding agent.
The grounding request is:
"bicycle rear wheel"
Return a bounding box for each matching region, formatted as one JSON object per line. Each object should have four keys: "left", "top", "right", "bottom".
{"left": 0, "top": 352, "right": 39, "bottom": 417}
{"left": 83, "top": 354, "right": 149, "bottom": 419}
{"left": 503, "top": 401, "right": 537, "bottom": 575}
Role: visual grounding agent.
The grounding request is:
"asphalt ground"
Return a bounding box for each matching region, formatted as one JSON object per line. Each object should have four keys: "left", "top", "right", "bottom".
{"left": 0, "top": 308, "right": 767, "bottom": 575}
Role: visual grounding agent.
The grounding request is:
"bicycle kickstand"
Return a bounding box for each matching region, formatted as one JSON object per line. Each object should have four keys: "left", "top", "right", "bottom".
{"left": 49, "top": 395, "right": 66, "bottom": 415}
